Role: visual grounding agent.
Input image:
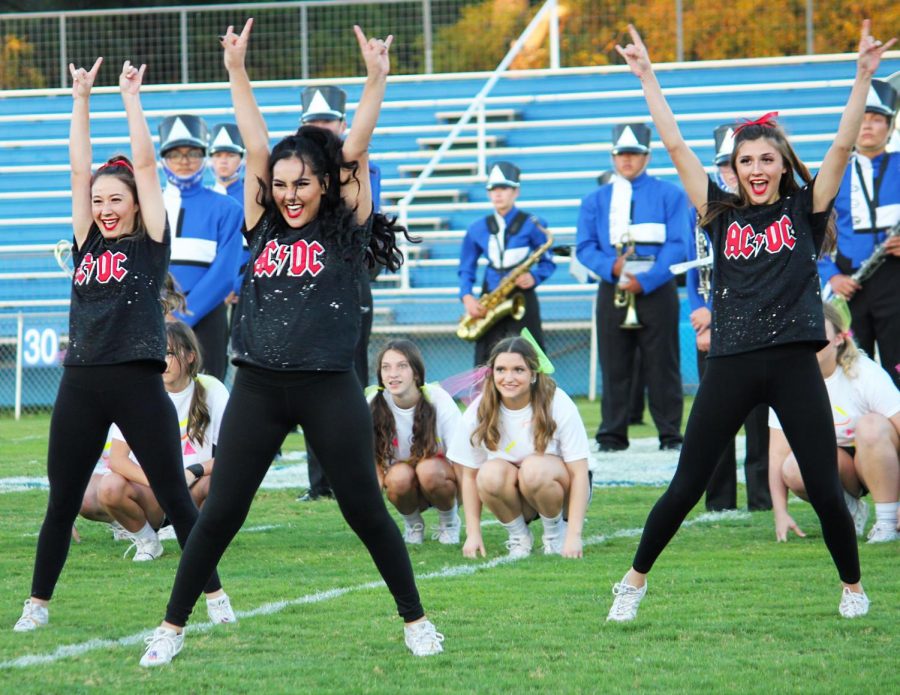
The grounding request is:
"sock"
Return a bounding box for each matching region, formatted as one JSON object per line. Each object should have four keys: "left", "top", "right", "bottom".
{"left": 401, "top": 511, "right": 424, "bottom": 528}
{"left": 437, "top": 500, "right": 458, "bottom": 526}
{"left": 135, "top": 522, "right": 157, "bottom": 541}
{"left": 874, "top": 502, "right": 899, "bottom": 525}
{"left": 540, "top": 512, "right": 563, "bottom": 535}
{"left": 501, "top": 515, "right": 528, "bottom": 538}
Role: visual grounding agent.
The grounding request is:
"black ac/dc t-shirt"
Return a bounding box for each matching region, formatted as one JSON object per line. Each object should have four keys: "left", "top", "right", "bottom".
{"left": 65, "top": 223, "right": 170, "bottom": 369}
{"left": 231, "top": 213, "right": 371, "bottom": 371}
{"left": 703, "top": 178, "right": 833, "bottom": 358}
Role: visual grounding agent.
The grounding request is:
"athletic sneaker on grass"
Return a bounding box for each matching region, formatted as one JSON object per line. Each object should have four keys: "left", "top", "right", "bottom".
{"left": 838, "top": 587, "right": 869, "bottom": 618}
{"left": 140, "top": 627, "right": 184, "bottom": 667}
{"left": 607, "top": 576, "right": 647, "bottom": 622}
{"left": 404, "top": 619, "right": 444, "bottom": 656}
{"left": 13, "top": 599, "right": 48, "bottom": 632}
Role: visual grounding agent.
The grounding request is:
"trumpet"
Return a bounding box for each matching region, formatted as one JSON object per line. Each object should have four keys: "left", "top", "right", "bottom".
{"left": 614, "top": 233, "right": 642, "bottom": 330}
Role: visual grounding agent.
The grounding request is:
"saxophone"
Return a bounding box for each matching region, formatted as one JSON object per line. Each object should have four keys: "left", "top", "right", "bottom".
{"left": 850, "top": 219, "right": 900, "bottom": 286}
{"left": 456, "top": 217, "right": 553, "bottom": 342}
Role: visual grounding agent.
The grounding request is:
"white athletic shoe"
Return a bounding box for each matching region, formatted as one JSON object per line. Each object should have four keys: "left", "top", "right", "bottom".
{"left": 124, "top": 534, "right": 164, "bottom": 562}
{"left": 838, "top": 587, "right": 869, "bottom": 619}
{"left": 542, "top": 519, "right": 568, "bottom": 556}
{"left": 403, "top": 522, "right": 425, "bottom": 545}
{"left": 607, "top": 576, "right": 647, "bottom": 622}
{"left": 206, "top": 593, "right": 237, "bottom": 624}
{"left": 109, "top": 521, "right": 131, "bottom": 542}
{"left": 139, "top": 627, "right": 184, "bottom": 667}
{"left": 13, "top": 599, "right": 48, "bottom": 632}
{"left": 504, "top": 528, "right": 534, "bottom": 559}
{"left": 844, "top": 491, "right": 869, "bottom": 537}
{"left": 404, "top": 619, "right": 444, "bottom": 656}
{"left": 156, "top": 525, "right": 177, "bottom": 541}
{"left": 432, "top": 513, "right": 461, "bottom": 545}
{"left": 866, "top": 521, "right": 899, "bottom": 544}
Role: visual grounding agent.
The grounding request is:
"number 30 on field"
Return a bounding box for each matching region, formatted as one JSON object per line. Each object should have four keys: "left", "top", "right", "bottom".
{"left": 22, "top": 327, "right": 59, "bottom": 367}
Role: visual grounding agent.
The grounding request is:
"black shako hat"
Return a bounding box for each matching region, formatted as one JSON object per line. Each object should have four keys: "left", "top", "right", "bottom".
{"left": 713, "top": 125, "right": 736, "bottom": 165}
{"left": 486, "top": 161, "right": 521, "bottom": 189}
{"left": 158, "top": 115, "right": 209, "bottom": 156}
{"left": 611, "top": 123, "right": 651, "bottom": 155}
{"left": 300, "top": 86, "right": 347, "bottom": 122}
{"left": 865, "top": 79, "right": 899, "bottom": 119}
{"left": 208, "top": 123, "right": 245, "bottom": 156}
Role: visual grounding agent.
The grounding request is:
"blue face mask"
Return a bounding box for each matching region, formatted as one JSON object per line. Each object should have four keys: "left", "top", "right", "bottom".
{"left": 162, "top": 161, "right": 206, "bottom": 191}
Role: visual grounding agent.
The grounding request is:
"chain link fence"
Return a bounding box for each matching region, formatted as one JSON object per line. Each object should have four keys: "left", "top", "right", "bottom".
{"left": 1, "top": 0, "right": 893, "bottom": 90}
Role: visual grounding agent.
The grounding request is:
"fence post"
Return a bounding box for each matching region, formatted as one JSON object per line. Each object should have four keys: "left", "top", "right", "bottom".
{"left": 548, "top": 0, "right": 560, "bottom": 69}
{"left": 422, "top": 0, "right": 434, "bottom": 74}
{"left": 805, "top": 0, "right": 814, "bottom": 54}
{"left": 301, "top": 5, "right": 310, "bottom": 80}
{"left": 15, "top": 313, "right": 24, "bottom": 420}
{"left": 58, "top": 15, "right": 67, "bottom": 89}
{"left": 180, "top": 10, "right": 189, "bottom": 84}
{"left": 675, "top": 0, "right": 684, "bottom": 62}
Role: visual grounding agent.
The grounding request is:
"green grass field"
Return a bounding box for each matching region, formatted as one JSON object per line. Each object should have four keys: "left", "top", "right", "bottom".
{"left": 1, "top": 408, "right": 898, "bottom": 694}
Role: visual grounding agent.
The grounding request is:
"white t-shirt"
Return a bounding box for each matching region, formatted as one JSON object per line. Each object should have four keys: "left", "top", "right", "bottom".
{"left": 111, "top": 374, "right": 230, "bottom": 468}
{"left": 448, "top": 388, "right": 590, "bottom": 469}
{"left": 368, "top": 384, "right": 461, "bottom": 465}
{"left": 769, "top": 355, "right": 900, "bottom": 446}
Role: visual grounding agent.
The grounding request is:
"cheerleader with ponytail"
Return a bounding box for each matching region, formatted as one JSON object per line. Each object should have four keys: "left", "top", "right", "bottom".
{"left": 370, "top": 340, "right": 463, "bottom": 545}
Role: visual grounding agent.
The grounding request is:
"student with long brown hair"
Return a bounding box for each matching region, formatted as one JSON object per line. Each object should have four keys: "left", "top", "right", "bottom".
{"left": 370, "top": 339, "right": 463, "bottom": 544}
{"left": 447, "top": 336, "right": 591, "bottom": 559}
{"left": 606, "top": 20, "right": 895, "bottom": 623}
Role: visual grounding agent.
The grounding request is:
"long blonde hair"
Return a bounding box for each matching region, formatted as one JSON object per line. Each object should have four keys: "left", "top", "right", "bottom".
{"left": 471, "top": 337, "right": 557, "bottom": 454}
{"left": 823, "top": 302, "right": 860, "bottom": 378}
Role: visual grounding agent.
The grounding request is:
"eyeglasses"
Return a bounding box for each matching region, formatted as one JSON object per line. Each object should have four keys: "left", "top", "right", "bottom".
{"left": 164, "top": 150, "right": 204, "bottom": 163}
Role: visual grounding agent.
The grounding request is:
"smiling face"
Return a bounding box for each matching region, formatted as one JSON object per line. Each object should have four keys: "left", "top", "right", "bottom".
{"left": 380, "top": 349, "right": 420, "bottom": 403}
{"left": 734, "top": 138, "right": 787, "bottom": 205}
{"left": 271, "top": 156, "right": 324, "bottom": 228}
{"left": 91, "top": 176, "right": 139, "bottom": 239}
{"left": 492, "top": 351, "right": 533, "bottom": 409}
{"left": 211, "top": 151, "right": 242, "bottom": 181}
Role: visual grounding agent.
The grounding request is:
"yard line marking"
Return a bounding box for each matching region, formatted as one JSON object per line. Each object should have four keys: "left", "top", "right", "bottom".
{"left": 0, "top": 510, "right": 747, "bottom": 670}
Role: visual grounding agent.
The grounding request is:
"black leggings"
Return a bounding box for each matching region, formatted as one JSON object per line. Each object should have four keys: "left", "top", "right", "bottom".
{"left": 632, "top": 344, "right": 860, "bottom": 584}
{"left": 164, "top": 366, "right": 424, "bottom": 626}
{"left": 32, "top": 363, "right": 222, "bottom": 600}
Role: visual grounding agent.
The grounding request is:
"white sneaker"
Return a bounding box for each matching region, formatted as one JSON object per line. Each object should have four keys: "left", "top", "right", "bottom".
{"left": 844, "top": 491, "right": 869, "bottom": 537}
{"left": 403, "top": 522, "right": 425, "bottom": 545}
{"left": 124, "top": 534, "right": 164, "bottom": 562}
{"left": 542, "top": 519, "right": 568, "bottom": 556}
{"left": 109, "top": 521, "right": 131, "bottom": 542}
{"left": 207, "top": 593, "right": 237, "bottom": 624}
{"left": 404, "top": 619, "right": 444, "bottom": 656}
{"left": 504, "top": 528, "right": 534, "bottom": 559}
{"left": 838, "top": 587, "right": 869, "bottom": 618}
{"left": 607, "top": 576, "right": 647, "bottom": 622}
{"left": 432, "top": 513, "right": 461, "bottom": 545}
{"left": 13, "top": 599, "right": 48, "bottom": 632}
{"left": 139, "top": 627, "right": 184, "bottom": 667}
{"left": 157, "top": 525, "right": 177, "bottom": 541}
{"left": 866, "top": 521, "right": 899, "bottom": 544}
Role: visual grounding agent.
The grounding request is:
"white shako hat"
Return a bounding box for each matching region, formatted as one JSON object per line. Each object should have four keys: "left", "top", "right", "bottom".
{"left": 208, "top": 123, "right": 244, "bottom": 156}
{"left": 611, "top": 123, "right": 651, "bottom": 155}
{"left": 486, "top": 161, "right": 521, "bottom": 189}
{"left": 158, "top": 115, "right": 209, "bottom": 156}
{"left": 300, "top": 86, "right": 347, "bottom": 123}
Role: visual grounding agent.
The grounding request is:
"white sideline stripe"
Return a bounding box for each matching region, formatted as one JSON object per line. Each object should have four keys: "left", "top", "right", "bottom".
{"left": 0, "top": 510, "right": 747, "bottom": 670}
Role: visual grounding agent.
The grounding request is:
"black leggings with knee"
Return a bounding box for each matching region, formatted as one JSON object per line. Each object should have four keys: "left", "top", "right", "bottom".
{"left": 632, "top": 344, "right": 860, "bottom": 584}
{"left": 32, "top": 363, "right": 222, "bottom": 600}
{"left": 164, "top": 366, "right": 424, "bottom": 626}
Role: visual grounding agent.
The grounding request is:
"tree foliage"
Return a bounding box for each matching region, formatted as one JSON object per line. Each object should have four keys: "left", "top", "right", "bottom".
{"left": 0, "top": 33, "right": 45, "bottom": 89}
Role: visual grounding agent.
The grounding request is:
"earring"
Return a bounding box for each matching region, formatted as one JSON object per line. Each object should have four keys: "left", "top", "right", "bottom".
{"left": 531, "top": 376, "right": 537, "bottom": 384}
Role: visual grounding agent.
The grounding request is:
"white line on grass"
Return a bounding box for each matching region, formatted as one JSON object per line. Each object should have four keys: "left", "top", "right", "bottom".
{"left": 0, "top": 510, "right": 748, "bottom": 670}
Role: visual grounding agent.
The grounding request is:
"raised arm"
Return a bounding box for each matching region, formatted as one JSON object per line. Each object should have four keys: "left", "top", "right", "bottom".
{"left": 221, "top": 18, "right": 268, "bottom": 229}
{"left": 342, "top": 26, "right": 393, "bottom": 222}
{"left": 119, "top": 61, "right": 165, "bottom": 243}
{"left": 616, "top": 25, "right": 708, "bottom": 210}
{"left": 814, "top": 20, "right": 897, "bottom": 212}
{"left": 69, "top": 57, "right": 102, "bottom": 248}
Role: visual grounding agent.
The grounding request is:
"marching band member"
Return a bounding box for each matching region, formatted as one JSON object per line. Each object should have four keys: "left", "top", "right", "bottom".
{"left": 819, "top": 78, "right": 900, "bottom": 388}
{"left": 159, "top": 113, "right": 243, "bottom": 380}
{"left": 458, "top": 161, "right": 555, "bottom": 366}
{"left": 575, "top": 123, "right": 688, "bottom": 453}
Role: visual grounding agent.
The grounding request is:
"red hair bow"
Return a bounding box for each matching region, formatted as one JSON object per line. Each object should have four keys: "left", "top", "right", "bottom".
{"left": 733, "top": 111, "right": 779, "bottom": 136}
{"left": 97, "top": 158, "right": 134, "bottom": 174}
